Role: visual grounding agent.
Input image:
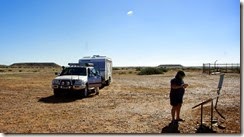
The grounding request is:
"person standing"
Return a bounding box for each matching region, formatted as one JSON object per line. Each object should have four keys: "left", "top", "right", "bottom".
{"left": 170, "top": 71, "right": 188, "bottom": 122}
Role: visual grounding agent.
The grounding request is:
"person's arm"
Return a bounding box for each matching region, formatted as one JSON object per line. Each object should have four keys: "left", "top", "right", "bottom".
{"left": 171, "top": 83, "right": 184, "bottom": 89}
{"left": 183, "top": 84, "right": 189, "bottom": 88}
{"left": 171, "top": 83, "right": 189, "bottom": 89}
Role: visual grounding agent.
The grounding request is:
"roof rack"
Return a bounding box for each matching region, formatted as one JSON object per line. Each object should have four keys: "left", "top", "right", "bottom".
{"left": 68, "top": 63, "right": 94, "bottom": 67}
{"left": 68, "top": 63, "right": 80, "bottom": 67}
{"left": 92, "top": 55, "right": 106, "bottom": 58}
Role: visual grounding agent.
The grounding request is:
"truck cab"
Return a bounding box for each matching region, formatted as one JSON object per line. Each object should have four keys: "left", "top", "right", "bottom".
{"left": 52, "top": 64, "right": 102, "bottom": 97}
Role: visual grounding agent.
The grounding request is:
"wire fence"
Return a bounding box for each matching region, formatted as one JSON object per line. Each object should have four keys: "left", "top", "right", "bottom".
{"left": 203, "top": 63, "right": 240, "bottom": 74}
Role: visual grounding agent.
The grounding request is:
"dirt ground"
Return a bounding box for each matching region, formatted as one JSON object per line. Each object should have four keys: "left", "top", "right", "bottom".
{"left": 0, "top": 69, "right": 240, "bottom": 133}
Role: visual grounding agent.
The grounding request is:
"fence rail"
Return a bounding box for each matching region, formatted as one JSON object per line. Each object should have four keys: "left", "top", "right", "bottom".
{"left": 203, "top": 63, "right": 240, "bottom": 74}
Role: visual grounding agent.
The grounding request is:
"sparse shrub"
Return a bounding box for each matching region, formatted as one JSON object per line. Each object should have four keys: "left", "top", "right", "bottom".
{"left": 0, "top": 70, "right": 4, "bottom": 72}
{"left": 135, "top": 67, "right": 142, "bottom": 71}
{"left": 113, "top": 67, "right": 120, "bottom": 70}
{"left": 119, "top": 72, "right": 126, "bottom": 75}
{"left": 129, "top": 71, "right": 133, "bottom": 74}
{"left": 8, "top": 69, "right": 12, "bottom": 72}
{"left": 138, "top": 67, "right": 167, "bottom": 75}
{"left": 19, "top": 70, "right": 22, "bottom": 72}
{"left": 158, "top": 67, "right": 168, "bottom": 73}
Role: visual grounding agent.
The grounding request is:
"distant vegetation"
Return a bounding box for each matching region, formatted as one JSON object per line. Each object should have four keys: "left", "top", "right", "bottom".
{"left": 138, "top": 67, "right": 168, "bottom": 75}
{"left": 112, "top": 66, "right": 168, "bottom": 75}
{"left": 112, "top": 67, "right": 120, "bottom": 70}
{"left": 0, "top": 65, "right": 7, "bottom": 68}
{"left": 135, "top": 67, "right": 142, "bottom": 71}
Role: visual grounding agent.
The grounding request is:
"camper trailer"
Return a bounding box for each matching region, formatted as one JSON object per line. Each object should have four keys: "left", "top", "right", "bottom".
{"left": 79, "top": 55, "right": 112, "bottom": 86}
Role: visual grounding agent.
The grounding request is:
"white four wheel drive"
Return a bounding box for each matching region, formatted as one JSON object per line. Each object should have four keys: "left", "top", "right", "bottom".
{"left": 52, "top": 64, "right": 102, "bottom": 97}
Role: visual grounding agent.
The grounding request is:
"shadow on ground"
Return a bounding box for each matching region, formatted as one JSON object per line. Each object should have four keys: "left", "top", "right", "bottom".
{"left": 38, "top": 93, "right": 96, "bottom": 104}
{"left": 161, "top": 121, "right": 180, "bottom": 133}
{"left": 195, "top": 125, "right": 216, "bottom": 133}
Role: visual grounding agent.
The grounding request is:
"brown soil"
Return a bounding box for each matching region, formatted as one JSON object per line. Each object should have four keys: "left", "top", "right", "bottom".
{"left": 0, "top": 70, "right": 240, "bottom": 133}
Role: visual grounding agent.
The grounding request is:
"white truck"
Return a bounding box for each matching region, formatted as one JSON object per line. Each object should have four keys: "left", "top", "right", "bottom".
{"left": 79, "top": 55, "right": 112, "bottom": 87}
{"left": 52, "top": 63, "right": 102, "bottom": 97}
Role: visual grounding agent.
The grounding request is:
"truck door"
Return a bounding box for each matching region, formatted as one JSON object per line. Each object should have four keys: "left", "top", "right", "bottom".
{"left": 88, "top": 68, "right": 102, "bottom": 88}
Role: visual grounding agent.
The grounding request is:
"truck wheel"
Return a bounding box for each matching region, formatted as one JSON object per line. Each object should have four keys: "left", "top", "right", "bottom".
{"left": 54, "top": 89, "right": 61, "bottom": 97}
{"left": 100, "top": 84, "right": 105, "bottom": 89}
{"left": 95, "top": 87, "right": 99, "bottom": 95}
{"left": 82, "top": 85, "right": 89, "bottom": 98}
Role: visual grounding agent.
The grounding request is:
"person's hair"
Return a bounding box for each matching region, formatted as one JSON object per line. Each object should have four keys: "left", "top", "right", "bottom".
{"left": 175, "top": 70, "right": 185, "bottom": 79}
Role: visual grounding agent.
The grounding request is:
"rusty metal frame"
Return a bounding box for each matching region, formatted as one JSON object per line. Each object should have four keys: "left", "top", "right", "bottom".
{"left": 192, "top": 74, "right": 225, "bottom": 130}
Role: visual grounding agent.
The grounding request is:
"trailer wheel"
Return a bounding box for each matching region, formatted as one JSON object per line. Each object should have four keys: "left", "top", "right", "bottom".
{"left": 101, "top": 77, "right": 106, "bottom": 85}
{"left": 106, "top": 77, "right": 111, "bottom": 86}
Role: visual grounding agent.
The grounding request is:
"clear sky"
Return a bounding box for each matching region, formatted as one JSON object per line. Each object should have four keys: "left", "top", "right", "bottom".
{"left": 0, "top": 0, "right": 240, "bottom": 66}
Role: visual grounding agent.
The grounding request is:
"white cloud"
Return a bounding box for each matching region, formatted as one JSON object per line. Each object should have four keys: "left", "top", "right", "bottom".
{"left": 127, "top": 11, "right": 133, "bottom": 16}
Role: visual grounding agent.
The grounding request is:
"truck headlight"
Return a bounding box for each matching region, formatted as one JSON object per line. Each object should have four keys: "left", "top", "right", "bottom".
{"left": 52, "top": 79, "right": 60, "bottom": 85}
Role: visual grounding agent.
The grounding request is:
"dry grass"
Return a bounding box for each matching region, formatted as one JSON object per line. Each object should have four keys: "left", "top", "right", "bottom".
{"left": 0, "top": 69, "right": 240, "bottom": 133}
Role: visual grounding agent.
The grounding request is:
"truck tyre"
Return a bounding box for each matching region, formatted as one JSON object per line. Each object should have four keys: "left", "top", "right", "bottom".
{"left": 82, "top": 85, "right": 89, "bottom": 98}
{"left": 95, "top": 87, "right": 99, "bottom": 95}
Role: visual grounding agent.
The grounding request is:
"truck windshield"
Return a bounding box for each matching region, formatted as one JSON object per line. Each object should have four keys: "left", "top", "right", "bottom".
{"left": 60, "top": 67, "right": 86, "bottom": 76}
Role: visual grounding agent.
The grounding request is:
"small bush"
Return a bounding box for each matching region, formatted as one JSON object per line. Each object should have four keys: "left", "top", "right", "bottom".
{"left": 0, "top": 70, "right": 4, "bottom": 72}
{"left": 113, "top": 67, "right": 120, "bottom": 70}
{"left": 138, "top": 67, "right": 167, "bottom": 75}
{"left": 118, "top": 72, "right": 126, "bottom": 75}
{"left": 159, "top": 67, "right": 168, "bottom": 73}
{"left": 128, "top": 71, "right": 133, "bottom": 74}
{"left": 19, "top": 70, "right": 22, "bottom": 72}
{"left": 8, "top": 69, "right": 12, "bottom": 72}
{"left": 135, "top": 67, "right": 142, "bottom": 71}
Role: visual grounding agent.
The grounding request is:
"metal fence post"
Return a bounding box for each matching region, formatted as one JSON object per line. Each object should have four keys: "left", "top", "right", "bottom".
{"left": 201, "top": 104, "right": 203, "bottom": 127}
{"left": 211, "top": 100, "right": 213, "bottom": 130}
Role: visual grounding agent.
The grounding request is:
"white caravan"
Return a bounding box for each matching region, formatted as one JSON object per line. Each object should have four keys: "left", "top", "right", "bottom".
{"left": 79, "top": 55, "right": 112, "bottom": 86}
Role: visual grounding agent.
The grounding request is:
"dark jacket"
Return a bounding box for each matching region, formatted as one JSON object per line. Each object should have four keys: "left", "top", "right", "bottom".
{"left": 170, "top": 77, "right": 185, "bottom": 106}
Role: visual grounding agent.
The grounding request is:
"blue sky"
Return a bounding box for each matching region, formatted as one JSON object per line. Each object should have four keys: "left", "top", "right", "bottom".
{"left": 0, "top": 0, "right": 240, "bottom": 66}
